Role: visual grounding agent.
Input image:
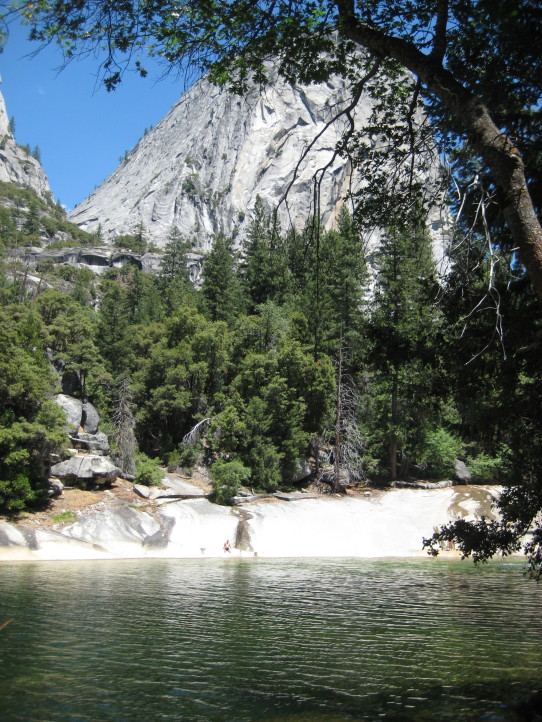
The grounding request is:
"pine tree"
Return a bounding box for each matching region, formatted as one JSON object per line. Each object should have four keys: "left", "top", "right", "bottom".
{"left": 319, "top": 207, "right": 369, "bottom": 357}
{"left": 23, "top": 199, "right": 41, "bottom": 238}
{"left": 132, "top": 221, "right": 147, "bottom": 254}
{"left": 366, "top": 222, "right": 444, "bottom": 480}
{"left": 241, "top": 196, "right": 290, "bottom": 310}
{"left": 158, "top": 227, "right": 194, "bottom": 313}
{"left": 97, "top": 281, "right": 131, "bottom": 375}
{"left": 201, "top": 234, "right": 244, "bottom": 323}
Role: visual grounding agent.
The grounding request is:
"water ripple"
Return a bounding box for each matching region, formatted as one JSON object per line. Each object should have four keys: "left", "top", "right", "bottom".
{"left": 0, "top": 558, "right": 540, "bottom": 721}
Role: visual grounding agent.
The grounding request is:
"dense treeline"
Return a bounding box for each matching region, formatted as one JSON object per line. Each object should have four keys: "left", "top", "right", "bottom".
{"left": 1, "top": 187, "right": 541, "bottom": 511}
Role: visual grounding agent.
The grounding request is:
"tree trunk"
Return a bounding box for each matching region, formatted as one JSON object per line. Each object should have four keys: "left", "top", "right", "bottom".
{"left": 390, "top": 370, "right": 398, "bottom": 481}
{"left": 336, "top": 5, "right": 542, "bottom": 304}
{"left": 334, "top": 340, "right": 343, "bottom": 492}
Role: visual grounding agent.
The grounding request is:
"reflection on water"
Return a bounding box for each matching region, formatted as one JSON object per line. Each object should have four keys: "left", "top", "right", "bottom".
{"left": 0, "top": 558, "right": 540, "bottom": 721}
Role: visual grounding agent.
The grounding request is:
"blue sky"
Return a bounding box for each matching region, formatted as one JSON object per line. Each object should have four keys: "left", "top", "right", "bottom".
{"left": 1, "top": 20, "right": 189, "bottom": 210}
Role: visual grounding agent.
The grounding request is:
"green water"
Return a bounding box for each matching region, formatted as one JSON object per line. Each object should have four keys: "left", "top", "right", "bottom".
{"left": 0, "top": 558, "right": 540, "bottom": 721}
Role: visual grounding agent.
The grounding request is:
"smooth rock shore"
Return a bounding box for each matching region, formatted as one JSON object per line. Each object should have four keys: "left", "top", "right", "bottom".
{"left": 0, "top": 486, "right": 502, "bottom": 562}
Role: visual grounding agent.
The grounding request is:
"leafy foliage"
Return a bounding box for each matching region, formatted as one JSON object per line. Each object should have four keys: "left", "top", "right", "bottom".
{"left": 420, "top": 428, "right": 463, "bottom": 480}
{"left": 210, "top": 459, "right": 251, "bottom": 505}
{"left": 0, "top": 305, "right": 66, "bottom": 512}
{"left": 135, "top": 453, "right": 164, "bottom": 487}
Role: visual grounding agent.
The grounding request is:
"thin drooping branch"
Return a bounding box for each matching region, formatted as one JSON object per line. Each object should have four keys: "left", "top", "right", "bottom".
{"left": 277, "top": 56, "right": 382, "bottom": 215}
{"left": 458, "top": 179, "right": 507, "bottom": 364}
{"left": 405, "top": 79, "right": 423, "bottom": 197}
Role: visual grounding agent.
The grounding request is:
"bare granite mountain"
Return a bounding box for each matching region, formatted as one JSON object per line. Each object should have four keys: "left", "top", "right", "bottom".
{"left": 70, "top": 74, "right": 366, "bottom": 250}
{"left": 69, "top": 72, "right": 449, "bottom": 260}
{"left": 0, "top": 88, "right": 52, "bottom": 200}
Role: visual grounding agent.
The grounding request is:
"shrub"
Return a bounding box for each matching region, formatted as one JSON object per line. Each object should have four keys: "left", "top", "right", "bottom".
{"left": 134, "top": 453, "right": 164, "bottom": 487}
{"left": 0, "top": 474, "right": 35, "bottom": 512}
{"left": 52, "top": 510, "right": 77, "bottom": 524}
{"left": 210, "top": 459, "right": 251, "bottom": 505}
{"left": 467, "top": 452, "right": 505, "bottom": 483}
{"left": 167, "top": 444, "right": 202, "bottom": 472}
{"left": 419, "top": 427, "right": 463, "bottom": 479}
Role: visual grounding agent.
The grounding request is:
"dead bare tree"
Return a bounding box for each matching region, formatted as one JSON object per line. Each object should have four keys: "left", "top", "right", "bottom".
{"left": 111, "top": 373, "right": 137, "bottom": 477}
{"left": 328, "top": 338, "right": 365, "bottom": 491}
{"left": 182, "top": 417, "right": 211, "bottom": 446}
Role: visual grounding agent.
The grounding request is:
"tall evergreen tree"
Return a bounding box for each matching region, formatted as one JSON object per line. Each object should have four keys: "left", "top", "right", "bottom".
{"left": 97, "top": 281, "right": 131, "bottom": 376}
{"left": 23, "top": 199, "right": 41, "bottom": 239}
{"left": 241, "top": 197, "right": 290, "bottom": 310}
{"left": 201, "top": 234, "right": 244, "bottom": 323}
{"left": 366, "top": 222, "right": 444, "bottom": 480}
{"left": 319, "top": 206, "right": 369, "bottom": 356}
{"left": 158, "top": 227, "right": 194, "bottom": 314}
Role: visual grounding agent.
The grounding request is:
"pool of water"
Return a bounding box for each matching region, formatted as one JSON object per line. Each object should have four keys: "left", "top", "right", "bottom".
{"left": 0, "top": 557, "right": 540, "bottom": 720}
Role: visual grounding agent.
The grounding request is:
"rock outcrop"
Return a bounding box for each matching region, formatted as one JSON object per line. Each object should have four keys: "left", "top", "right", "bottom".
{"left": 9, "top": 245, "right": 203, "bottom": 281}
{"left": 53, "top": 393, "right": 119, "bottom": 485}
{"left": 50, "top": 455, "right": 121, "bottom": 486}
{"left": 0, "top": 486, "right": 502, "bottom": 561}
{"left": 0, "top": 89, "right": 52, "bottom": 201}
{"left": 55, "top": 394, "right": 84, "bottom": 434}
{"left": 133, "top": 475, "right": 207, "bottom": 500}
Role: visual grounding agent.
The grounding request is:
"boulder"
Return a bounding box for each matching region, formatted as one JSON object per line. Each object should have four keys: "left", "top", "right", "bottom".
{"left": 70, "top": 431, "right": 110, "bottom": 455}
{"left": 47, "top": 478, "right": 64, "bottom": 497}
{"left": 232, "top": 494, "right": 271, "bottom": 504}
{"left": 274, "top": 491, "right": 319, "bottom": 501}
{"left": 453, "top": 459, "right": 472, "bottom": 484}
{"left": 82, "top": 401, "right": 100, "bottom": 434}
{"left": 133, "top": 484, "right": 152, "bottom": 499}
{"left": 293, "top": 460, "right": 313, "bottom": 483}
{"left": 392, "top": 480, "right": 454, "bottom": 489}
{"left": 50, "top": 455, "right": 121, "bottom": 486}
{"left": 54, "top": 394, "right": 83, "bottom": 434}
{"left": 133, "top": 478, "right": 207, "bottom": 501}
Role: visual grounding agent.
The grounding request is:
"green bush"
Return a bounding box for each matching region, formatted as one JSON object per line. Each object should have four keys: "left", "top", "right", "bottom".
{"left": 134, "top": 453, "right": 164, "bottom": 487}
{"left": 167, "top": 444, "right": 202, "bottom": 472}
{"left": 467, "top": 452, "right": 505, "bottom": 483}
{"left": 113, "top": 234, "right": 147, "bottom": 254}
{"left": 210, "top": 459, "right": 251, "bottom": 505}
{"left": 52, "top": 510, "right": 77, "bottom": 524}
{"left": 420, "top": 427, "right": 463, "bottom": 479}
{"left": 0, "top": 474, "right": 35, "bottom": 512}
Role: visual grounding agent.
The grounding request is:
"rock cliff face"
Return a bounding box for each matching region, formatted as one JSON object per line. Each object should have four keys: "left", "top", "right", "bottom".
{"left": 68, "top": 73, "right": 400, "bottom": 250}
{"left": 0, "top": 89, "right": 52, "bottom": 201}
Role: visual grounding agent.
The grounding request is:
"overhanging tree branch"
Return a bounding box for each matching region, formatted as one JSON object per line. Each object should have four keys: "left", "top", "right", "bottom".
{"left": 334, "top": 1, "right": 542, "bottom": 304}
